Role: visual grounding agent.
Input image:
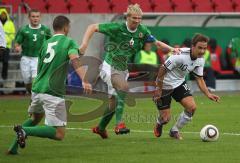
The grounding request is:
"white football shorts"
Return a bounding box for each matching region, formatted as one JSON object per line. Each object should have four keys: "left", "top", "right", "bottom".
{"left": 28, "top": 92, "right": 67, "bottom": 126}
{"left": 99, "top": 61, "right": 129, "bottom": 96}
{"left": 20, "top": 56, "right": 38, "bottom": 84}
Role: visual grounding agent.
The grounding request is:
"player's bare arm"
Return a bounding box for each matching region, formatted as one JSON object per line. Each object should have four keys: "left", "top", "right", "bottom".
{"left": 69, "top": 54, "right": 92, "bottom": 94}
{"left": 79, "top": 23, "right": 99, "bottom": 54}
{"left": 153, "top": 64, "right": 167, "bottom": 102}
{"left": 195, "top": 76, "right": 220, "bottom": 102}
{"left": 154, "top": 40, "right": 181, "bottom": 54}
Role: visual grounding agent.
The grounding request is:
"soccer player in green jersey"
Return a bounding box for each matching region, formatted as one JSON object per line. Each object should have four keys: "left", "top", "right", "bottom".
{"left": 7, "top": 15, "right": 92, "bottom": 155}
{"left": 80, "top": 4, "right": 179, "bottom": 138}
{"left": 15, "top": 9, "right": 52, "bottom": 93}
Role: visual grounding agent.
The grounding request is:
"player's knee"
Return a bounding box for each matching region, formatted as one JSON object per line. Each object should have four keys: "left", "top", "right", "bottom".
{"left": 109, "top": 97, "right": 117, "bottom": 110}
{"left": 117, "top": 83, "right": 129, "bottom": 92}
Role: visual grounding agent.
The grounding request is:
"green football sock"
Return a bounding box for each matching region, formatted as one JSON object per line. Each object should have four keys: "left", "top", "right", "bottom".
{"left": 115, "top": 90, "right": 126, "bottom": 125}
{"left": 98, "top": 107, "right": 115, "bottom": 131}
{"left": 23, "top": 125, "right": 56, "bottom": 139}
{"left": 8, "top": 119, "right": 34, "bottom": 154}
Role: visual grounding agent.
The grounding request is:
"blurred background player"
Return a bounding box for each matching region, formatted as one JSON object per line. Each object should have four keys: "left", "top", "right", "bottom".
{"left": 134, "top": 41, "right": 159, "bottom": 92}
{"left": 7, "top": 15, "right": 91, "bottom": 155}
{"left": 204, "top": 42, "right": 216, "bottom": 91}
{"left": 80, "top": 3, "right": 179, "bottom": 139}
{"left": 0, "top": 20, "right": 6, "bottom": 61}
{"left": 153, "top": 33, "right": 220, "bottom": 140}
{"left": 227, "top": 37, "right": 240, "bottom": 73}
{"left": 134, "top": 41, "right": 159, "bottom": 65}
{"left": 14, "top": 9, "right": 51, "bottom": 94}
{"left": 0, "top": 8, "right": 15, "bottom": 80}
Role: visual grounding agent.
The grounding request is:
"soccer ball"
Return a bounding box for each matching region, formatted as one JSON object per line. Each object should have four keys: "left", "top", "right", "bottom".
{"left": 200, "top": 125, "right": 219, "bottom": 142}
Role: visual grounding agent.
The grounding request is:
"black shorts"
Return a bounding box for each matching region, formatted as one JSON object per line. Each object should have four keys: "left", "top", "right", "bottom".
{"left": 156, "top": 82, "right": 192, "bottom": 110}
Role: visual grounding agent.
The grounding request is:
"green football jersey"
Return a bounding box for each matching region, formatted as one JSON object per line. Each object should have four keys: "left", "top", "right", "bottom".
{"left": 99, "top": 22, "right": 152, "bottom": 71}
{"left": 32, "top": 34, "right": 79, "bottom": 97}
{"left": 15, "top": 24, "right": 52, "bottom": 57}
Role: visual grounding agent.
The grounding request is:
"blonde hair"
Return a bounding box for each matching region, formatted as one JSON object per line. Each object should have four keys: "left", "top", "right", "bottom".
{"left": 127, "top": 4, "right": 143, "bottom": 16}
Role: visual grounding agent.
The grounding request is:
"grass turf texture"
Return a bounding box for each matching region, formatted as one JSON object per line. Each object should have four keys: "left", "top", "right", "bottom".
{"left": 0, "top": 93, "right": 240, "bottom": 163}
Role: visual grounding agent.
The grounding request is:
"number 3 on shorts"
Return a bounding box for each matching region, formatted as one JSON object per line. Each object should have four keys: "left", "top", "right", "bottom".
{"left": 44, "top": 41, "right": 58, "bottom": 63}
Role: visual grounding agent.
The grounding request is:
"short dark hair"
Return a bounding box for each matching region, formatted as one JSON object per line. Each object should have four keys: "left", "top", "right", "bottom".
{"left": 28, "top": 9, "right": 40, "bottom": 17}
{"left": 53, "top": 15, "right": 70, "bottom": 31}
{"left": 192, "top": 33, "right": 209, "bottom": 46}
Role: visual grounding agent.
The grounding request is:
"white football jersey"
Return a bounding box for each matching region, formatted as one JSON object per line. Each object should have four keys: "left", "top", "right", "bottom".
{"left": 163, "top": 48, "right": 204, "bottom": 89}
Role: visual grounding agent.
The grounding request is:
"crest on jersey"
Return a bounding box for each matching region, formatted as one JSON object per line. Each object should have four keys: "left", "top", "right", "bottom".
{"left": 129, "top": 38, "right": 134, "bottom": 47}
{"left": 139, "top": 32, "right": 143, "bottom": 38}
{"left": 41, "top": 31, "right": 45, "bottom": 35}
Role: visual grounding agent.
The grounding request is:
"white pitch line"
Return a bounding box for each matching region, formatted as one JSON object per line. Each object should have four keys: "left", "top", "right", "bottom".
{"left": 1, "top": 125, "right": 240, "bottom": 136}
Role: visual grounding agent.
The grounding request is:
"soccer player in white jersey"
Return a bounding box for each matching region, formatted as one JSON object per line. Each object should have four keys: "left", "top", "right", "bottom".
{"left": 153, "top": 33, "right": 220, "bottom": 140}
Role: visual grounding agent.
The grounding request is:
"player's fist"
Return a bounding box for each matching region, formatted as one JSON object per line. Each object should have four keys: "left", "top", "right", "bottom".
{"left": 15, "top": 45, "right": 22, "bottom": 53}
{"left": 172, "top": 48, "right": 181, "bottom": 55}
{"left": 82, "top": 81, "right": 92, "bottom": 94}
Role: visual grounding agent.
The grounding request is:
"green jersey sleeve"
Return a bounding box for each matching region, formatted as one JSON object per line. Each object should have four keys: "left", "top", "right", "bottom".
{"left": 15, "top": 27, "right": 24, "bottom": 44}
{"left": 68, "top": 39, "right": 79, "bottom": 56}
{"left": 99, "top": 23, "right": 120, "bottom": 37}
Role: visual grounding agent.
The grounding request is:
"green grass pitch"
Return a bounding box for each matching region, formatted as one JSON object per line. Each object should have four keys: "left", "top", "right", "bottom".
{"left": 1, "top": 92, "right": 240, "bottom": 163}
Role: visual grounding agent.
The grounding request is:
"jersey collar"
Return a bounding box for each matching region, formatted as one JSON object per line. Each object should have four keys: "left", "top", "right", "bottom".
{"left": 125, "top": 22, "right": 137, "bottom": 33}
{"left": 53, "top": 34, "right": 64, "bottom": 37}
{"left": 29, "top": 24, "right": 41, "bottom": 29}
{"left": 190, "top": 48, "right": 197, "bottom": 60}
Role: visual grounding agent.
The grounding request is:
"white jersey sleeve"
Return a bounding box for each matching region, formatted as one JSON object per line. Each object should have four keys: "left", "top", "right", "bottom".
{"left": 192, "top": 59, "right": 205, "bottom": 77}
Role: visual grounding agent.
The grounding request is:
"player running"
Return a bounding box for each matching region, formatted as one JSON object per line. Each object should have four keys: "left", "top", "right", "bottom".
{"left": 15, "top": 9, "right": 52, "bottom": 94}
{"left": 80, "top": 4, "right": 179, "bottom": 138}
{"left": 153, "top": 33, "right": 220, "bottom": 140}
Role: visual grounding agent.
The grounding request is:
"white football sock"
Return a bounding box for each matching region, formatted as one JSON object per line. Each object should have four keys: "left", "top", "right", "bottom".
{"left": 171, "top": 111, "right": 192, "bottom": 132}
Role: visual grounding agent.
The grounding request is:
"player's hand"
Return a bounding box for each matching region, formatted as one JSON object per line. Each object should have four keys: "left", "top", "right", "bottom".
{"left": 207, "top": 93, "right": 220, "bottom": 103}
{"left": 15, "top": 46, "right": 22, "bottom": 53}
{"left": 172, "top": 48, "right": 181, "bottom": 55}
{"left": 82, "top": 81, "right": 92, "bottom": 94}
{"left": 153, "top": 87, "right": 162, "bottom": 103}
{"left": 79, "top": 43, "right": 87, "bottom": 55}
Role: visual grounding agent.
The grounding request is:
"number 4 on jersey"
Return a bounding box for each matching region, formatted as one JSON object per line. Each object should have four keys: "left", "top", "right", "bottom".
{"left": 44, "top": 41, "right": 58, "bottom": 63}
